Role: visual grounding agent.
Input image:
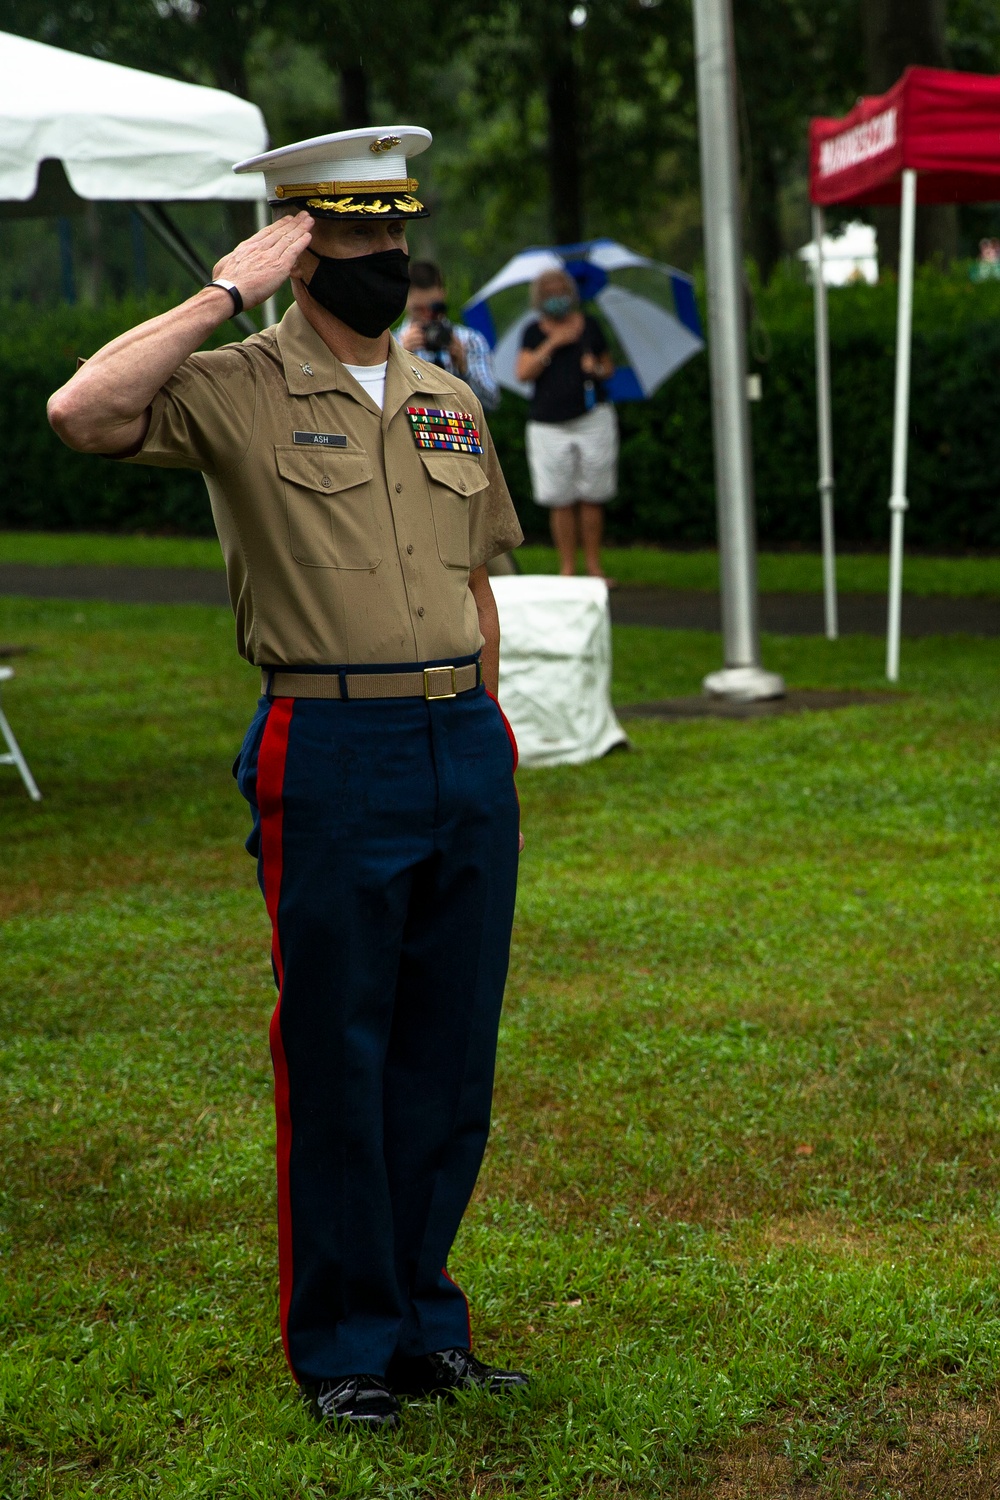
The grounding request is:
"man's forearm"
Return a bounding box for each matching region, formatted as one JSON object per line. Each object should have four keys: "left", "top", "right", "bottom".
{"left": 47, "top": 289, "right": 234, "bottom": 454}
{"left": 48, "top": 210, "right": 314, "bottom": 455}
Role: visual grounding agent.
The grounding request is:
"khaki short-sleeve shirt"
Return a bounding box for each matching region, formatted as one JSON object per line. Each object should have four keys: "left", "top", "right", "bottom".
{"left": 125, "top": 302, "right": 523, "bottom": 667}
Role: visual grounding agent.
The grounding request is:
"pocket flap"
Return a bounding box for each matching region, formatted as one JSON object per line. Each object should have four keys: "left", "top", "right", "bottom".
{"left": 275, "top": 445, "right": 373, "bottom": 493}
{"left": 419, "top": 451, "right": 490, "bottom": 497}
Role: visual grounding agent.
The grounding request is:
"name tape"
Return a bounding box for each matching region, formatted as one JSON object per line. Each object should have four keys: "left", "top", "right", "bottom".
{"left": 293, "top": 431, "right": 348, "bottom": 447}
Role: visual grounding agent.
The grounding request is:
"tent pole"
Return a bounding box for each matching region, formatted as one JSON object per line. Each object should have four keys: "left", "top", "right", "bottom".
{"left": 255, "top": 200, "right": 280, "bottom": 328}
{"left": 130, "top": 208, "right": 148, "bottom": 294}
{"left": 57, "top": 217, "right": 76, "bottom": 304}
{"left": 133, "top": 204, "right": 257, "bottom": 337}
{"left": 811, "top": 204, "right": 837, "bottom": 640}
{"left": 692, "top": 0, "right": 783, "bottom": 701}
{"left": 886, "top": 168, "right": 916, "bottom": 683}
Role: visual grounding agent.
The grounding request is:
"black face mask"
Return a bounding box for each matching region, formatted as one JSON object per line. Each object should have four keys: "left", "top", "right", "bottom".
{"left": 304, "top": 246, "right": 410, "bottom": 337}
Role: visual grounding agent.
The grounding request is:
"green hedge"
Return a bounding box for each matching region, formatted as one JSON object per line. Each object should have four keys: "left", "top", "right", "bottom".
{"left": 0, "top": 299, "right": 223, "bottom": 536}
{"left": 495, "top": 269, "right": 1000, "bottom": 550}
{"left": 6, "top": 273, "right": 1000, "bottom": 548}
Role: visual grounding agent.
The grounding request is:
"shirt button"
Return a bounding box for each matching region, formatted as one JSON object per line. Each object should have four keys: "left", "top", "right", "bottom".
{"left": 417, "top": 606, "right": 425, "bottom": 617}
{"left": 321, "top": 474, "right": 332, "bottom": 488}
{"left": 459, "top": 480, "right": 467, "bottom": 492}
{"left": 406, "top": 544, "right": 414, "bottom": 555}
{"left": 395, "top": 481, "right": 403, "bottom": 493}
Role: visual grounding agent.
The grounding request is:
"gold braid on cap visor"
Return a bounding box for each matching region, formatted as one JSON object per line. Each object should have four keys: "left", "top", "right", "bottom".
{"left": 302, "top": 194, "right": 425, "bottom": 215}
{"left": 274, "top": 178, "right": 419, "bottom": 198}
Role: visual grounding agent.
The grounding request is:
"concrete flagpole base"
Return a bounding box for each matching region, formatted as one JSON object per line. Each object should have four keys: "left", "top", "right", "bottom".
{"left": 702, "top": 665, "right": 786, "bottom": 702}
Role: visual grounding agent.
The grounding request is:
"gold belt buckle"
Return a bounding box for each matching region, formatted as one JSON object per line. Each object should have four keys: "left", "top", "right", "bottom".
{"left": 423, "top": 665, "right": 457, "bottom": 700}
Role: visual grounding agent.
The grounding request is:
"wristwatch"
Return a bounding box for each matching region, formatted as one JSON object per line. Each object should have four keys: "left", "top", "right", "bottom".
{"left": 205, "top": 278, "right": 244, "bottom": 316}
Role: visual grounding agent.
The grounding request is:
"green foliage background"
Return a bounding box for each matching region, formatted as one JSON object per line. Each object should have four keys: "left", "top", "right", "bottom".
{"left": 13, "top": 271, "right": 1000, "bottom": 549}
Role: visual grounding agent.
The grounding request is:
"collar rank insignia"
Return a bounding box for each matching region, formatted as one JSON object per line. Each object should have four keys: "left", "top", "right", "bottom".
{"left": 406, "top": 405, "right": 483, "bottom": 455}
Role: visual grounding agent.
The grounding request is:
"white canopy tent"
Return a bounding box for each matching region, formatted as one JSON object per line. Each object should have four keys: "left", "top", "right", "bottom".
{"left": 0, "top": 30, "right": 266, "bottom": 202}
{"left": 0, "top": 30, "right": 273, "bottom": 322}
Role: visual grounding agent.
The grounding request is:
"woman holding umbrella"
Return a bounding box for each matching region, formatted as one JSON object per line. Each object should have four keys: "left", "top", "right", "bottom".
{"left": 515, "top": 268, "right": 618, "bottom": 584}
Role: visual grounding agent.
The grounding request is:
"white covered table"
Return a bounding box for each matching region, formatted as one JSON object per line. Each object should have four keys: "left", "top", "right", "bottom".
{"left": 491, "top": 574, "right": 628, "bottom": 768}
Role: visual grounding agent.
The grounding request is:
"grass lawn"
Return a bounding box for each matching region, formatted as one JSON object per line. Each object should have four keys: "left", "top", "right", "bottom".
{"left": 5, "top": 530, "right": 1000, "bottom": 597}
{"left": 2, "top": 596, "right": 1000, "bottom": 1497}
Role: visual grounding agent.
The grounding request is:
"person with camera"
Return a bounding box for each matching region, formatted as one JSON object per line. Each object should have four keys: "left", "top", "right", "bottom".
{"left": 515, "top": 267, "right": 618, "bottom": 585}
{"left": 399, "top": 260, "right": 501, "bottom": 411}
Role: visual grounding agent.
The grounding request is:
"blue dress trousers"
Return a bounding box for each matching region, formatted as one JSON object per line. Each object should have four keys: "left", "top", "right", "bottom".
{"left": 235, "top": 657, "right": 520, "bottom": 1383}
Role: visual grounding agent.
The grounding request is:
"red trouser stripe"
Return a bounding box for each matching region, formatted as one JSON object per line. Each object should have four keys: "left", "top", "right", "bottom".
{"left": 486, "top": 689, "right": 519, "bottom": 772}
{"left": 441, "top": 1266, "right": 473, "bottom": 1349}
{"left": 257, "top": 696, "right": 296, "bottom": 1375}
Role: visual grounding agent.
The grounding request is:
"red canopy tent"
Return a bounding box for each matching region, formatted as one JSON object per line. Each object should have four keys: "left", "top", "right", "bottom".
{"left": 807, "top": 67, "right": 1000, "bottom": 678}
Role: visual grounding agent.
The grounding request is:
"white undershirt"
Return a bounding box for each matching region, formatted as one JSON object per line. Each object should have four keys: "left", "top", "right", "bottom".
{"left": 343, "top": 360, "right": 388, "bottom": 411}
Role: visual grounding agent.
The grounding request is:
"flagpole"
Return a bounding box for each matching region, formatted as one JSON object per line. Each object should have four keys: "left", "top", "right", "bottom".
{"left": 812, "top": 205, "right": 838, "bottom": 640}
{"left": 692, "top": 0, "right": 784, "bottom": 701}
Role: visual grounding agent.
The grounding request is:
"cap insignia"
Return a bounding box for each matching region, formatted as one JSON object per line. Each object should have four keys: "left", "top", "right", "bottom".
{"left": 370, "top": 134, "right": 401, "bottom": 154}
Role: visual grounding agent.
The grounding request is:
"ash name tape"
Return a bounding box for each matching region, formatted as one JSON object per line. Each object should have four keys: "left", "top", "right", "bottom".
{"left": 293, "top": 431, "right": 348, "bottom": 447}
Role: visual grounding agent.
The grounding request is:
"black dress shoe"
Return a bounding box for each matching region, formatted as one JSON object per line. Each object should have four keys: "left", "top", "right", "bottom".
{"left": 305, "top": 1374, "right": 401, "bottom": 1429}
{"left": 387, "top": 1347, "right": 530, "bottom": 1398}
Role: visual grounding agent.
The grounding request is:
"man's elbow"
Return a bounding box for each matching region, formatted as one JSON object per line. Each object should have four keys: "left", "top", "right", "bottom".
{"left": 48, "top": 388, "right": 91, "bottom": 451}
{"left": 47, "top": 387, "right": 119, "bottom": 454}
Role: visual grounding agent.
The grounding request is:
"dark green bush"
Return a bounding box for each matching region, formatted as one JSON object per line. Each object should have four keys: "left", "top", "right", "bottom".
{"left": 6, "top": 272, "right": 1000, "bottom": 548}
{"left": 496, "top": 267, "right": 1000, "bottom": 550}
{"left": 0, "top": 299, "right": 225, "bottom": 536}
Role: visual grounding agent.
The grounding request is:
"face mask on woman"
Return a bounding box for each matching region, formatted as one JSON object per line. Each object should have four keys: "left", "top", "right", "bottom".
{"left": 541, "top": 294, "right": 574, "bottom": 320}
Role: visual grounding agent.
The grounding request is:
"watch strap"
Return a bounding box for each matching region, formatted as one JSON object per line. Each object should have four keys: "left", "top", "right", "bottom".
{"left": 206, "top": 279, "right": 244, "bottom": 316}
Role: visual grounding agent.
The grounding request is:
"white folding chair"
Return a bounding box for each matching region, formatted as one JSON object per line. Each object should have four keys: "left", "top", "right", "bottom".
{"left": 0, "top": 665, "right": 42, "bottom": 801}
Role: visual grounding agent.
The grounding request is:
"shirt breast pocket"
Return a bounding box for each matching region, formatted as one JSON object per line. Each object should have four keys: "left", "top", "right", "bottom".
{"left": 418, "top": 452, "right": 490, "bottom": 569}
{"left": 275, "top": 446, "right": 382, "bottom": 570}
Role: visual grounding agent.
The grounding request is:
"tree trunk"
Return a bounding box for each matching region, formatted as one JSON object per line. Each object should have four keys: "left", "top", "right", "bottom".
{"left": 198, "top": 7, "right": 258, "bottom": 248}
{"left": 863, "top": 0, "right": 957, "bottom": 268}
{"left": 747, "top": 143, "right": 782, "bottom": 285}
{"left": 340, "top": 65, "right": 371, "bottom": 130}
{"left": 544, "top": 10, "right": 583, "bottom": 245}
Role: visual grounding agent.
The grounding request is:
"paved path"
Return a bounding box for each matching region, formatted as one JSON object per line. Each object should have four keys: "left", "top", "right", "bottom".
{"left": 0, "top": 564, "right": 230, "bottom": 606}
{"left": 611, "top": 587, "right": 1000, "bottom": 637}
{"left": 619, "top": 689, "right": 900, "bottom": 721}
{"left": 2, "top": 565, "right": 1000, "bottom": 636}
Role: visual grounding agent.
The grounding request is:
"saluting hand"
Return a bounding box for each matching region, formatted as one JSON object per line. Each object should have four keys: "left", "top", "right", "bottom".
{"left": 210, "top": 211, "right": 315, "bottom": 311}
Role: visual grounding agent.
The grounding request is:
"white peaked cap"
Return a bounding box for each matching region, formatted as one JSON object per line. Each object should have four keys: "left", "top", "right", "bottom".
{"left": 233, "top": 126, "right": 432, "bottom": 219}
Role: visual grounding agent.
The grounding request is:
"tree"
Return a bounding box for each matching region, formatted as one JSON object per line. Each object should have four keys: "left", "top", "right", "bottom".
{"left": 863, "top": 0, "right": 949, "bottom": 85}
{"left": 863, "top": 0, "right": 956, "bottom": 266}
{"left": 445, "top": 0, "right": 699, "bottom": 257}
{"left": 733, "top": 0, "right": 861, "bottom": 282}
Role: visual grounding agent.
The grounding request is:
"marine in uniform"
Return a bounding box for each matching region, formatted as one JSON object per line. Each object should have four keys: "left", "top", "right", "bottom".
{"left": 47, "top": 127, "right": 527, "bottom": 1430}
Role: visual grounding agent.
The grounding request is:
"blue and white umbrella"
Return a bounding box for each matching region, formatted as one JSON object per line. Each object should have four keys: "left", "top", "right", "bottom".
{"left": 462, "top": 238, "right": 704, "bottom": 402}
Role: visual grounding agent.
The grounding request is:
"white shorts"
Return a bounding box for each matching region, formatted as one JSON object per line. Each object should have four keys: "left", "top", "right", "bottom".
{"left": 525, "top": 403, "right": 619, "bottom": 508}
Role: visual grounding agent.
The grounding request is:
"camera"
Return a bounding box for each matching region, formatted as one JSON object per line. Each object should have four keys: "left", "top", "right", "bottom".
{"left": 422, "top": 299, "right": 454, "bottom": 354}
